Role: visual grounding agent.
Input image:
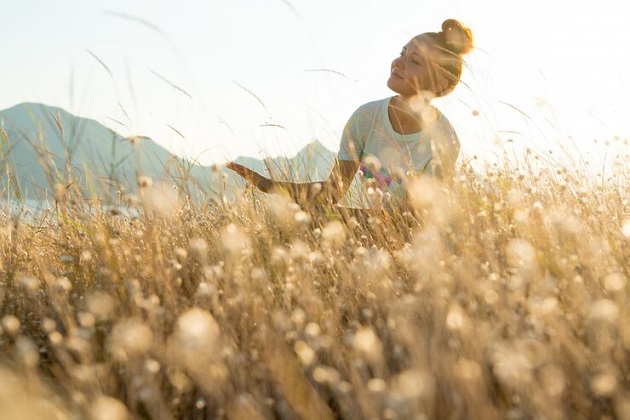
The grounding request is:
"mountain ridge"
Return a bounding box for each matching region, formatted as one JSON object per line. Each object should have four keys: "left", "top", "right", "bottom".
{"left": 0, "top": 102, "right": 338, "bottom": 203}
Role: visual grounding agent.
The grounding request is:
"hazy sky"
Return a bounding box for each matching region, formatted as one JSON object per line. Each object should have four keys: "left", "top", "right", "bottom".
{"left": 2, "top": 0, "right": 629, "bottom": 168}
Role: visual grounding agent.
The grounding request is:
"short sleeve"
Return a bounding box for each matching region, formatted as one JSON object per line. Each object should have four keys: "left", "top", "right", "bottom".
{"left": 337, "top": 108, "right": 365, "bottom": 162}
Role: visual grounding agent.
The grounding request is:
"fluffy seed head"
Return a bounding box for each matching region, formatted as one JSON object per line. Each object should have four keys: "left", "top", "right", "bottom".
{"left": 140, "top": 182, "right": 181, "bottom": 218}
{"left": 505, "top": 239, "right": 538, "bottom": 271}
{"left": 321, "top": 220, "right": 346, "bottom": 246}
{"left": 390, "top": 369, "right": 436, "bottom": 401}
{"left": 587, "top": 299, "right": 619, "bottom": 324}
{"left": 85, "top": 292, "right": 116, "bottom": 322}
{"left": 89, "top": 395, "right": 131, "bottom": 420}
{"left": 170, "top": 308, "right": 221, "bottom": 366}
{"left": 220, "top": 223, "right": 251, "bottom": 257}
{"left": 107, "top": 318, "right": 154, "bottom": 362}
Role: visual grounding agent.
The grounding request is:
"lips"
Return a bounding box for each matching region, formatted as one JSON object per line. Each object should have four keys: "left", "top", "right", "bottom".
{"left": 390, "top": 68, "right": 403, "bottom": 79}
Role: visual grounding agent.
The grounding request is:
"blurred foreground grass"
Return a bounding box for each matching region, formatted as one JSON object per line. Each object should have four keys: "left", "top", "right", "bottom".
{"left": 1, "top": 157, "right": 629, "bottom": 419}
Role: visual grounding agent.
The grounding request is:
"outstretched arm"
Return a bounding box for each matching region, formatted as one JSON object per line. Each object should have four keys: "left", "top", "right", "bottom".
{"left": 226, "top": 159, "right": 359, "bottom": 206}
{"left": 225, "top": 162, "right": 273, "bottom": 192}
{"left": 319, "top": 159, "right": 361, "bottom": 204}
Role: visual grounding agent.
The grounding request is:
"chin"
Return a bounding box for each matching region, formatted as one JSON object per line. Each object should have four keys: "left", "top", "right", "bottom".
{"left": 388, "top": 82, "right": 414, "bottom": 97}
{"left": 387, "top": 78, "right": 403, "bottom": 94}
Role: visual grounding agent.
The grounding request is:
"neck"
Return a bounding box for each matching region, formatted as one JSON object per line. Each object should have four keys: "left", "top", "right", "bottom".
{"left": 388, "top": 94, "right": 436, "bottom": 135}
{"left": 395, "top": 94, "right": 430, "bottom": 115}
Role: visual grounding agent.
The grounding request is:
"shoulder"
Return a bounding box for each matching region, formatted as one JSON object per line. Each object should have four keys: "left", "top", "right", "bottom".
{"left": 436, "top": 111, "right": 454, "bottom": 128}
{"left": 350, "top": 97, "right": 390, "bottom": 119}
{"left": 359, "top": 97, "right": 390, "bottom": 109}
{"left": 434, "top": 112, "right": 459, "bottom": 140}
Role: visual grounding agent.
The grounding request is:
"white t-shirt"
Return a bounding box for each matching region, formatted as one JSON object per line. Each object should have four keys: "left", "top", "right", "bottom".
{"left": 337, "top": 97, "right": 460, "bottom": 209}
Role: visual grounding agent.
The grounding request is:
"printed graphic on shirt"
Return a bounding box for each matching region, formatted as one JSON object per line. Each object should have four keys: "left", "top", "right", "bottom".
{"left": 360, "top": 164, "right": 402, "bottom": 190}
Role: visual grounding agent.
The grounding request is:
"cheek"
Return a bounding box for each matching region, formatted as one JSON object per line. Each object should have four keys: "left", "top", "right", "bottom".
{"left": 413, "top": 70, "right": 435, "bottom": 86}
{"left": 407, "top": 73, "right": 425, "bottom": 87}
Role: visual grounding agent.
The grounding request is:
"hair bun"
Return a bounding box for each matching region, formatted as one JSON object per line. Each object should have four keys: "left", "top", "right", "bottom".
{"left": 442, "top": 19, "right": 473, "bottom": 55}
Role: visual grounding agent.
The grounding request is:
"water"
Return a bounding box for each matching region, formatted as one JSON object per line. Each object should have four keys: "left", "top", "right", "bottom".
{"left": 0, "top": 199, "right": 140, "bottom": 224}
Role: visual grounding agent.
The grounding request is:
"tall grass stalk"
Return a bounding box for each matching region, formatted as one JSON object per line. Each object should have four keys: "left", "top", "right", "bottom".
{"left": 1, "top": 144, "right": 629, "bottom": 418}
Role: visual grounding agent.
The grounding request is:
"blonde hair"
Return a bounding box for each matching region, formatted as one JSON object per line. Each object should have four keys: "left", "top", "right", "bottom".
{"left": 423, "top": 19, "right": 474, "bottom": 97}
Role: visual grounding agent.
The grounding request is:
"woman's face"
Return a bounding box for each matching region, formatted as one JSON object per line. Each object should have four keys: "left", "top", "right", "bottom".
{"left": 387, "top": 35, "right": 447, "bottom": 98}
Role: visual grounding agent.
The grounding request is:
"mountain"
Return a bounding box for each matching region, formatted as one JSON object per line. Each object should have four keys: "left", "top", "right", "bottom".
{"left": 0, "top": 103, "right": 338, "bottom": 205}
{"left": 0, "top": 102, "right": 221, "bottom": 202}
{"left": 234, "top": 139, "right": 336, "bottom": 182}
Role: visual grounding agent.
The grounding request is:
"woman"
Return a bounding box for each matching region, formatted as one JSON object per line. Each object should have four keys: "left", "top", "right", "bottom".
{"left": 227, "top": 19, "right": 473, "bottom": 213}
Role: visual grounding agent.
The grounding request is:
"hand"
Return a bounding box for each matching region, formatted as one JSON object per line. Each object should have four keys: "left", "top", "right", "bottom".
{"left": 226, "top": 162, "right": 271, "bottom": 192}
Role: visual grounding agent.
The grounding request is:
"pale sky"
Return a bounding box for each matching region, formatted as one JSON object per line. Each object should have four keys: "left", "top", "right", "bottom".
{"left": 2, "top": 0, "right": 629, "bottom": 170}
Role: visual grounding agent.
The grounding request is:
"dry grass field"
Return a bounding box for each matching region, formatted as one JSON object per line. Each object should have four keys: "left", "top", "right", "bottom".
{"left": 1, "top": 149, "right": 629, "bottom": 419}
